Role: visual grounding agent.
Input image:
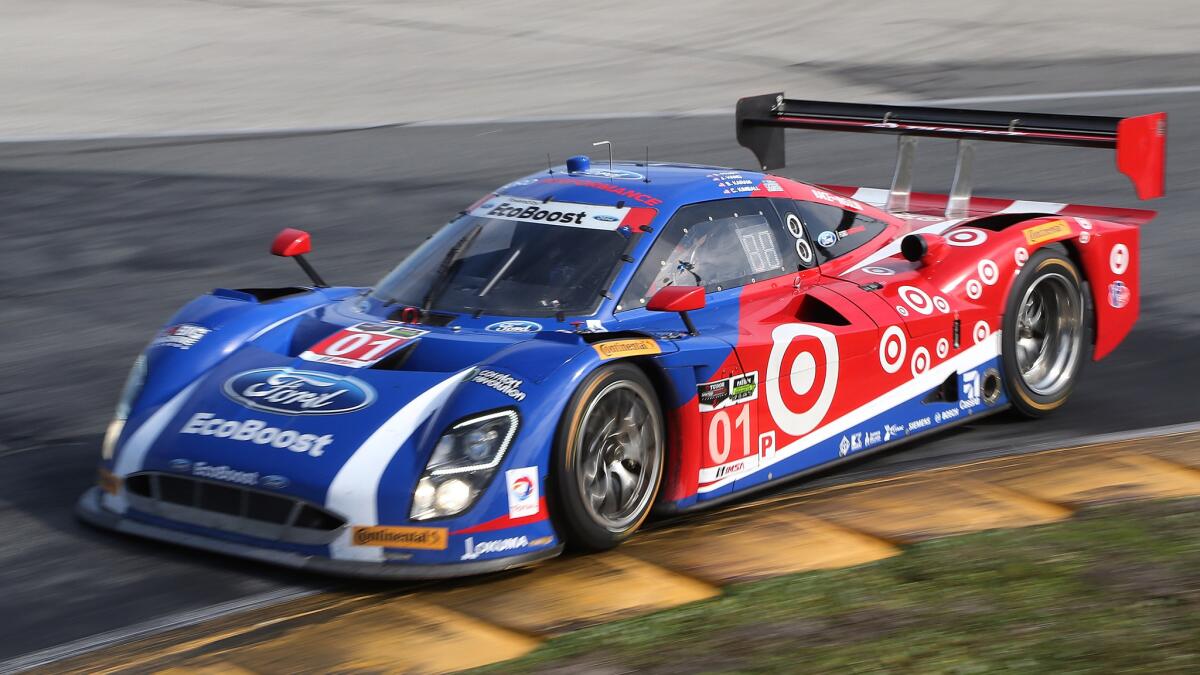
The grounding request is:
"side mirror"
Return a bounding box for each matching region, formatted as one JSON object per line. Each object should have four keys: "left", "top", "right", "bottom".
{"left": 270, "top": 227, "right": 327, "bottom": 287}
{"left": 271, "top": 227, "right": 312, "bottom": 257}
{"left": 647, "top": 286, "right": 705, "bottom": 335}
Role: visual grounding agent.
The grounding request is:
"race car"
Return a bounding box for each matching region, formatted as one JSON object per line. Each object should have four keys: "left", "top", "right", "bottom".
{"left": 78, "top": 93, "right": 1166, "bottom": 578}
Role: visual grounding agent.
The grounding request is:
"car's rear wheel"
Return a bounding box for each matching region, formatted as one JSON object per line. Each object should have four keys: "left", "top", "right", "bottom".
{"left": 552, "top": 363, "right": 664, "bottom": 551}
{"left": 1002, "top": 248, "right": 1086, "bottom": 417}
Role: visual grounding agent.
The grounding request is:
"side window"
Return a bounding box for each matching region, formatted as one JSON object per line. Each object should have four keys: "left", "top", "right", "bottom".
{"left": 794, "top": 200, "right": 887, "bottom": 262}
{"left": 618, "top": 199, "right": 793, "bottom": 311}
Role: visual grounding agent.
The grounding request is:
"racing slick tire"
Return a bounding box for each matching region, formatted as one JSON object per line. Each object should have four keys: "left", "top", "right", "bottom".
{"left": 552, "top": 362, "right": 664, "bottom": 551}
{"left": 1001, "top": 248, "right": 1086, "bottom": 418}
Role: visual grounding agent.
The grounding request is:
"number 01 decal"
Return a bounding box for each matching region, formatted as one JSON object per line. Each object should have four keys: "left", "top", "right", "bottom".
{"left": 697, "top": 371, "right": 761, "bottom": 490}
{"left": 301, "top": 322, "right": 428, "bottom": 368}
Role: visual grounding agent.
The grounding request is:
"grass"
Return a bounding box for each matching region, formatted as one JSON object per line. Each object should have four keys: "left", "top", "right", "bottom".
{"left": 471, "top": 499, "right": 1200, "bottom": 674}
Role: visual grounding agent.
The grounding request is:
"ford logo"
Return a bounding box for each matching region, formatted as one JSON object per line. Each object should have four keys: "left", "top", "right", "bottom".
{"left": 485, "top": 320, "right": 542, "bottom": 334}
{"left": 223, "top": 367, "right": 375, "bottom": 415}
{"left": 168, "top": 458, "right": 192, "bottom": 472}
{"left": 593, "top": 215, "right": 620, "bottom": 222}
{"left": 261, "top": 474, "right": 291, "bottom": 490}
{"left": 578, "top": 168, "right": 644, "bottom": 180}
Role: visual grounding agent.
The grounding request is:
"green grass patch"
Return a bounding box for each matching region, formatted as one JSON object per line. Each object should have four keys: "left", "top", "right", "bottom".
{"left": 472, "top": 499, "right": 1200, "bottom": 674}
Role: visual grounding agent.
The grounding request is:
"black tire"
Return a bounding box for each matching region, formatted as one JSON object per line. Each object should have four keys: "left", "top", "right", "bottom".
{"left": 551, "top": 362, "right": 664, "bottom": 551}
{"left": 1001, "top": 248, "right": 1087, "bottom": 418}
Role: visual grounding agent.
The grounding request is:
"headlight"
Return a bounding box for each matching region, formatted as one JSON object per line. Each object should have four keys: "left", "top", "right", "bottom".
{"left": 410, "top": 409, "right": 518, "bottom": 520}
{"left": 102, "top": 355, "right": 147, "bottom": 460}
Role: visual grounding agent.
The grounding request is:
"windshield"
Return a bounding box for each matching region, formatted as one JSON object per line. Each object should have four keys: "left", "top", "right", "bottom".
{"left": 371, "top": 197, "right": 634, "bottom": 317}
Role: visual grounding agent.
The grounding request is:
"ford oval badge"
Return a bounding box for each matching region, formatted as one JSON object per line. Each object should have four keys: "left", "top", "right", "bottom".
{"left": 223, "top": 367, "right": 376, "bottom": 415}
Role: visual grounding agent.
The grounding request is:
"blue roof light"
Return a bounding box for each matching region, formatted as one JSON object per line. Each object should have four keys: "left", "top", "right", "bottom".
{"left": 566, "top": 155, "right": 590, "bottom": 173}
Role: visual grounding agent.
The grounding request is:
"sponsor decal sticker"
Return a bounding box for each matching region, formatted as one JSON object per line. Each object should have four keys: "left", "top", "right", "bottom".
{"left": 505, "top": 466, "right": 540, "bottom": 519}
{"left": 1023, "top": 219, "right": 1072, "bottom": 245}
{"left": 946, "top": 228, "right": 988, "bottom": 247}
{"left": 697, "top": 372, "right": 758, "bottom": 412}
{"left": 593, "top": 338, "right": 661, "bottom": 360}
{"left": 1110, "top": 243, "right": 1130, "bottom": 275}
{"left": 907, "top": 416, "right": 932, "bottom": 432}
{"left": 1108, "top": 280, "right": 1130, "bottom": 308}
{"left": 190, "top": 461, "right": 259, "bottom": 486}
{"left": 883, "top": 423, "right": 905, "bottom": 442}
{"left": 461, "top": 535, "right": 529, "bottom": 560}
{"left": 472, "top": 196, "right": 637, "bottom": 230}
{"left": 486, "top": 320, "right": 542, "bottom": 334}
{"left": 179, "top": 412, "right": 335, "bottom": 457}
{"left": 816, "top": 230, "right": 838, "bottom": 247}
{"left": 762, "top": 179, "right": 784, "bottom": 193}
{"left": 698, "top": 454, "right": 760, "bottom": 483}
{"left": 879, "top": 325, "right": 907, "bottom": 374}
{"left": 578, "top": 167, "right": 644, "bottom": 180}
{"left": 352, "top": 526, "right": 448, "bottom": 550}
{"left": 152, "top": 323, "right": 210, "bottom": 350}
{"left": 223, "top": 368, "right": 375, "bottom": 415}
{"left": 471, "top": 369, "right": 527, "bottom": 401}
{"left": 810, "top": 188, "right": 863, "bottom": 211}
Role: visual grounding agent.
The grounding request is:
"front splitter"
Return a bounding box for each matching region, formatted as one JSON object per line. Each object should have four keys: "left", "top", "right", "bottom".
{"left": 76, "top": 487, "right": 562, "bottom": 580}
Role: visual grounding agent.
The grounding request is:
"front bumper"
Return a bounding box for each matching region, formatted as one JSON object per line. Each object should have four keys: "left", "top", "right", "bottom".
{"left": 76, "top": 487, "right": 562, "bottom": 580}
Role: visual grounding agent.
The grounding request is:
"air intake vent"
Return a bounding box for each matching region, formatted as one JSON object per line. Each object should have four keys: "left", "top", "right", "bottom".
{"left": 123, "top": 471, "right": 345, "bottom": 545}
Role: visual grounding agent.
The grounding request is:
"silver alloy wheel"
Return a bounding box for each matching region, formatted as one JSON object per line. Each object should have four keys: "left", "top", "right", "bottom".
{"left": 574, "top": 379, "right": 662, "bottom": 531}
{"left": 1014, "top": 272, "right": 1084, "bottom": 397}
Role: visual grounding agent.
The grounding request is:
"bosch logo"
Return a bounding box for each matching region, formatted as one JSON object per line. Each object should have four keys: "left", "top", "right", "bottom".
{"left": 485, "top": 320, "right": 543, "bottom": 334}
{"left": 223, "top": 368, "right": 375, "bottom": 415}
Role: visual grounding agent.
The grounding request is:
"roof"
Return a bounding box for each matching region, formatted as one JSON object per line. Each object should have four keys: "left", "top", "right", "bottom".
{"left": 495, "top": 160, "right": 770, "bottom": 215}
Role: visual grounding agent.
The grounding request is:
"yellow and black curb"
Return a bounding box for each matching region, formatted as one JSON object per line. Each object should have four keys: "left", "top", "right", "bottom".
{"left": 44, "top": 430, "right": 1200, "bottom": 674}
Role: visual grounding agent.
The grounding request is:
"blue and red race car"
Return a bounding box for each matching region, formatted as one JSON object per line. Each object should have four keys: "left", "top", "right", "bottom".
{"left": 78, "top": 95, "right": 1166, "bottom": 578}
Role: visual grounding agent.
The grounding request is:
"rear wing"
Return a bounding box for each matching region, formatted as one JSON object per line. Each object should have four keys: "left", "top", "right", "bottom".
{"left": 735, "top": 93, "right": 1166, "bottom": 215}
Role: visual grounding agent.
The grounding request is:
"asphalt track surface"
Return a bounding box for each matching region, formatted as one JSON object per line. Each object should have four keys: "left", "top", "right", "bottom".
{"left": 1, "top": 92, "right": 1198, "bottom": 667}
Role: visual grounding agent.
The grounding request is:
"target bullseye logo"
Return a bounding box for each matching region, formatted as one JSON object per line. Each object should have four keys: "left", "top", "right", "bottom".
{"left": 973, "top": 320, "right": 990, "bottom": 344}
{"left": 910, "top": 346, "right": 931, "bottom": 376}
{"left": 1110, "top": 244, "right": 1129, "bottom": 275}
{"left": 966, "top": 279, "right": 983, "bottom": 299}
{"left": 863, "top": 266, "right": 894, "bottom": 276}
{"left": 946, "top": 228, "right": 988, "bottom": 247}
{"left": 933, "top": 296, "right": 950, "bottom": 313}
{"left": 879, "top": 325, "right": 907, "bottom": 374}
{"left": 978, "top": 259, "right": 999, "bottom": 285}
{"left": 936, "top": 338, "right": 949, "bottom": 358}
{"left": 1014, "top": 247, "right": 1029, "bottom": 267}
{"left": 898, "top": 285, "right": 933, "bottom": 315}
{"left": 767, "top": 324, "right": 839, "bottom": 437}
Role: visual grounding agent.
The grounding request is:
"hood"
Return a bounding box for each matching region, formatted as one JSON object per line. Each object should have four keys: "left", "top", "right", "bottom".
{"left": 135, "top": 343, "right": 473, "bottom": 506}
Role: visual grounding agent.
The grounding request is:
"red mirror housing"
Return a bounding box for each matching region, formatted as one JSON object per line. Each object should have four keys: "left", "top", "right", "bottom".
{"left": 271, "top": 228, "right": 312, "bottom": 257}
{"left": 646, "top": 286, "right": 705, "bottom": 336}
{"left": 646, "top": 286, "right": 706, "bottom": 313}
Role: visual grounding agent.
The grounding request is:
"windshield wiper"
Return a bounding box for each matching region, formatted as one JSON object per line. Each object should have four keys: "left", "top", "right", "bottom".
{"left": 420, "top": 223, "right": 483, "bottom": 313}
{"left": 478, "top": 248, "right": 521, "bottom": 298}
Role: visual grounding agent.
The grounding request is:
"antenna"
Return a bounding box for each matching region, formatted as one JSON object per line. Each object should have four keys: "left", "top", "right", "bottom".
{"left": 644, "top": 146, "right": 651, "bottom": 183}
{"left": 592, "top": 140, "right": 613, "bottom": 180}
{"left": 546, "top": 153, "right": 554, "bottom": 174}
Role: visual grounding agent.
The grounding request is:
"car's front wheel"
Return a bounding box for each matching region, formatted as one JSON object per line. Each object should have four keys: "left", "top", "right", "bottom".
{"left": 1001, "top": 248, "right": 1087, "bottom": 417}
{"left": 552, "top": 363, "right": 664, "bottom": 551}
